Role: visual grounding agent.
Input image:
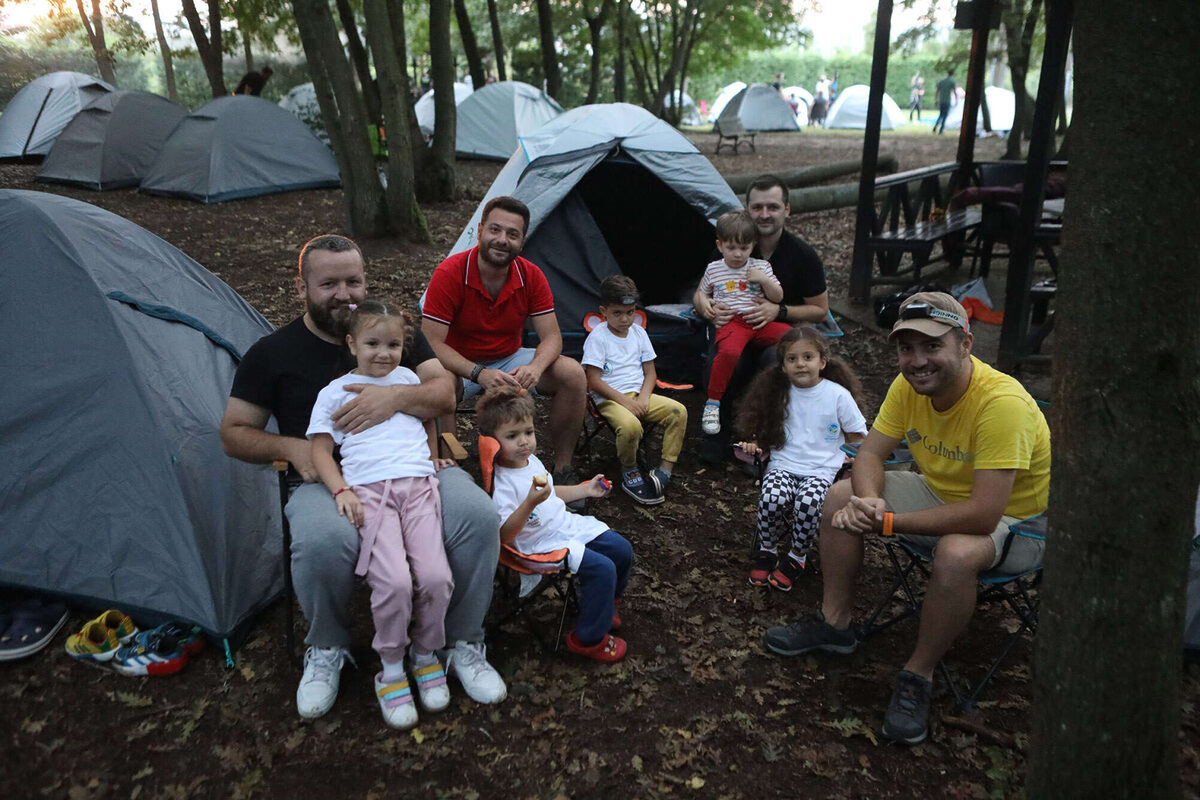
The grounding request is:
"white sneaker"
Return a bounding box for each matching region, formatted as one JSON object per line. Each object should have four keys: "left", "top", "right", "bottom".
{"left": 701, "top": 402, "right": 721, "bottom": 435}
{"left": 374, "top": 672, "right": 419, "bottom": 729}
{"left": 445, "top": 640, "right": 507, "bottom": 704}
{"left": 408, "top": 651, "right": 451, "bottom": 712}
{"left": 296, "top": 646, "right": 353, "bottom": 719}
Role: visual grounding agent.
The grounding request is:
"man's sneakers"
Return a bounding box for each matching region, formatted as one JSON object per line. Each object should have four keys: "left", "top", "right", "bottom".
{"left": 882, "top": 670, "right": 933, "bottom": 744}
{"left": 620, "top": 467, "right": 663, "bottom": 505}
{"left": 762, "top": 611, "right": 858, "bottom": 657}
{"left": 408, "top": 651, "right": 450, "bottom": 712}
{"left": 768, "top": 555, "right": 807, "bottom": 592}
{"left": 566, "top": 630, "right": 627, "bottom": 663}
{"left": 749, "top": 551, "right": 776, "bottom": 587}
{"left": 444, "top": 640, "right": 507, "bottom": 704}
{"left": 701, "top": 401, "right": 721, "bottom": 435}
{"left": 65, "top": 610, "right": 138, "bottom": 664}
{"left": 297, "top": 645, "right": 353, "bottom": 719}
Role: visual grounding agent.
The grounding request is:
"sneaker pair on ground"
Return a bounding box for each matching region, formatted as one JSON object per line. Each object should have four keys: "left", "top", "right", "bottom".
{"left": 762, "top": 611, "right": 933, "bottom": 744}
{"left": 620, "top": 467, "right": 664, "bottom": 505}
{"left": 0, "top": 597, "right": 69, "bottom": 661}
{"left": 297, "top": 640, "right": 508, "bottom": 724}
{"left": 749, "top": 551, "right": 806, "bottom": 591}
{"left": 65, "top": 611, "right": 203, "bottom": 676}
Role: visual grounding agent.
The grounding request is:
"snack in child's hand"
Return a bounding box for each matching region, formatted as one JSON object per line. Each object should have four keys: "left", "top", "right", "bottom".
{"left": 533, "top": 473, "right": 549, "bottom": 489}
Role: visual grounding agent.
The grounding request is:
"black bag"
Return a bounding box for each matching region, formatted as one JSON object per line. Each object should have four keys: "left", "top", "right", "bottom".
{"left": 873, "top": 283, "right": 949, "bottom": 329}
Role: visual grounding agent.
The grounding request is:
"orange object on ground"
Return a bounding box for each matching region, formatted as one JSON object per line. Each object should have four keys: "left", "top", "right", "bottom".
{"left": 961, "top": 296, "right": 1004, "bottom": 325}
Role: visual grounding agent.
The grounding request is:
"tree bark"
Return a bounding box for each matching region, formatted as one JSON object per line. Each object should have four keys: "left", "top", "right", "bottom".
{"left": 242, "top": 32, "right": 254, "bottom": 73}
{"left": 335, "top": 0, "right": 382, "bottom": 127}
{"left": 149, "top": 0, "right": 177, "bottom": 102}
{"left": 583, "top": 0, "right": 613, "bottom": 104}
{"left": 1027, "top": 1, "right": 1200, "bottom": 796}
{"left": 422, "top": 0, "right": 458, "bottom": 201}
{"left": 181, "top": 0, "right": 226, "bottom": 96}
{"left": 613, "top": 0, "right": 627, "bottom": 102}
{"left": 1002, "top": 0, "right": 1040, "bottom": 159}
{"left": 453, "top": 0, "right": 486, "bottom": 89}
{"left": 534, "top": 0, "right": 561, "bottom": 98}
{"left": 485, "top": 0, "right": 506, "bottom": 81}
{"left": 74, "top": 0, "right": 117, "bottom": 85}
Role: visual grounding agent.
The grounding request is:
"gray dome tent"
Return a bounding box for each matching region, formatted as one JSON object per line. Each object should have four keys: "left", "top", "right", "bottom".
{"left": 0, "top": 71, "right": 114, "bottom": 160}
{"left": 455, "top": 80, "right": 565, "bottom": 160}
{"left": 37, "top": 90, "right": 188, "bottom": 190}
{"left": 141, "top": 95, "right": 340, "bottom": 203}
{"left": 446, "top": 103, "right": 742, "bottom": 376}
{"left": 716, "top": 83, "right": 800, "bottom": 132}
{"left": 0, "top": 189, "right": 280, "bottom": 644}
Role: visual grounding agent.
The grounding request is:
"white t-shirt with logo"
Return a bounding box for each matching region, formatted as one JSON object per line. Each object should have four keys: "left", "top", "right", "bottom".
{"left": 768, "top": 380, "right": 868, "bottom": 483}
{"left": 306, "top": 367, "right": 435, "bottom": 486}
{"left": 581, "top": 321, "right": 656, "bottom": 402}
{"left": 491, "top": 454, "right": 609, "bottom": 572}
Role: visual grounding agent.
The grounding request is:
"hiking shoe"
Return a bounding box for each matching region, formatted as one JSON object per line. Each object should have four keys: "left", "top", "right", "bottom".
{"left": 0, "top": 599, "right": 69, "bottom": 661}
{"left": 882, "top": 670, "right": 933, "bottom": 744}
{"left": 64, "top": 610, "right": 138, "bottom": 664}
{"left": 409, "top": 652, "right": 450, "bottom": 712}
{"left": 111, "top": 626, "right": 188, "bottom": 676}
{"left": 374, "top": 672, "right": 419, "bottom": 729}
{"left": 749, "top": 551, "right": 777, "bottom": 587}
{"left": 763, "top": 611, "right": 858, "bottom": 657}
{"left": 701, "top": 402, "right": 721, "bottom": 435}
{"left": 566, "top": 630, "right": 627, "bottom": 663}
{"left": 621, "top": 468, "right": 663, "bottom": 505}
{"left": 768, "top": 555, "right": 807, "bottom": 592}
{"left": 554, "top": 467, "right": 587, "bottom": 513}
{"left": 296, "top": 646, "right": 353, "bottom": 719}
{"left": 444, "top": 640, "right": 507, "bottom": 704}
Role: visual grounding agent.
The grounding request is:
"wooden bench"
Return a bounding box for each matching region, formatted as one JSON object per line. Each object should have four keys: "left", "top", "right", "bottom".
{"left": 867, "top": 207, "right": 982, "bottom": 282}
{"left": 714, "top": 118, "right": 756, "bottom": 154}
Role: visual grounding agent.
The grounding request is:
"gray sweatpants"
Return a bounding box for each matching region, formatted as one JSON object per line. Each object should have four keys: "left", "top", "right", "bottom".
{"left": 286, "top": 466, "right": 500, "bottom": 649}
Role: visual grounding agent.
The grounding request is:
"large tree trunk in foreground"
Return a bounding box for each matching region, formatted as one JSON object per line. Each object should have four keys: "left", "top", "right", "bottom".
{"left": 75, "top": 0, "right": 117, "bottom": 85}
{"left": 421, "top": 0, "right": 458, "bottom": 201}
{"left": 485, "top": 0, "right": 506, "bottom": 81}
{"left": 149, "top": 0, "right": 177, "bottom": 101}
{"left": 453, "top": 0, "right": 486, "bottom": 89}
{"left": 534, "top": 0, "right": 561, "bottom": 98}
{"left": 181, "top": 0, "right": 226, "bottom": 96}
{"left": 1027, "top": 1, "right": 1200, "bottom": 797}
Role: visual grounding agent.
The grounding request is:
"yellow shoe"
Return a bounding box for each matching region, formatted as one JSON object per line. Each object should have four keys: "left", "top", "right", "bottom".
{"left": 64, "top": 610, "right": 138, "bottom": 663}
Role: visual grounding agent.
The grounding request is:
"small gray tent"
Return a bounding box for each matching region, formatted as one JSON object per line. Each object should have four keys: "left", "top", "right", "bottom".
{"left": 717, "top": 83, "right": 800, "bottom": 132}
{"left": 456, "top": 81, "right": 565, "bottom": 160}
{"left": 37, "top": 90, "right": 188, "bottom": 190}
{"left": 0, "top": 190, "right": 280, "bottom": 643}
{"left": 0, "top": 71, "right": 114, "bottom": 160}
{"left": 446, "top": 103, "right": 742, "bottom": 376}
{"left": 141, "top": 95, "right": 340, "bottom": 203}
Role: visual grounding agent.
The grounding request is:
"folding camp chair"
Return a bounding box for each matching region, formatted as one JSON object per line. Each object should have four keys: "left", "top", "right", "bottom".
{"left": 469, "top": 433, "right": 579, "bottom": 652}
{"left": 857, "top": 513, "right": 1047, "bottom": 710}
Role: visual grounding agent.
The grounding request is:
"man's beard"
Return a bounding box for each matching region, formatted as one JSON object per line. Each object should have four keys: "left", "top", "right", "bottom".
{"left": 308, "top": 300, "right": 351, "bottom": 339}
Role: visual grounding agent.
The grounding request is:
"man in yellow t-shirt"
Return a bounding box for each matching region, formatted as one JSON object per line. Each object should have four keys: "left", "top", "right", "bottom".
{"left": 763, "top": 292, "right": 1050, "bottom": 745}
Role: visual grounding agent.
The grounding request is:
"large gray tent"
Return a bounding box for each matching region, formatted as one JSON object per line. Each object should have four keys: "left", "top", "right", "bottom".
{"left": 0, "top": 190, "right": 280, "bottom": 642}
{"left": 456, "top": 81, "right": 565, "bottom": 160}
{"left": 447, "top": 103, "right": 741, "bottom": 374}
{"left": 716, "top": 83, "right": 800, "bottom": 132}
{"left": 0, "top": 71, "right": 114, "bottom": 160}
{"left": 37, "top": 90, "right": 188, "bottom": 190}
{"left": 141, "top": 95, "right": 340, "bottom": 203}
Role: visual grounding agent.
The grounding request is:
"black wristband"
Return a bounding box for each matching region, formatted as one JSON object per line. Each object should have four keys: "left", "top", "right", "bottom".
{"left": 776, "top": 303, "right": 789, "bottom": 322}
{"left": 469, "top": 363, "right": 484, "bottom": 382}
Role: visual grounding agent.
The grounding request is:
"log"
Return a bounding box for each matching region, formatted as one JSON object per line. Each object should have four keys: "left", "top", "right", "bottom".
{"left": 788, "top": 173, "right": 953, "bottom": 214}
{"left": 725, "top": 154, "right": 899, "bottom": 195}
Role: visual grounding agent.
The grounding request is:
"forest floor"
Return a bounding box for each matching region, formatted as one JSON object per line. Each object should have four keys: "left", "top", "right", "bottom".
{"left": 2, "top": 128, "right": 1197, "bottom": 799}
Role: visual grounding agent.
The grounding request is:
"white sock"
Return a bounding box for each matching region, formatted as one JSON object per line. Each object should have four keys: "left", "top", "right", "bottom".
{"left": 381, "top": 657, "right": 405, "bottom": 683}
{"left": 409, "top": 649, "right": 438, "bottom": 668}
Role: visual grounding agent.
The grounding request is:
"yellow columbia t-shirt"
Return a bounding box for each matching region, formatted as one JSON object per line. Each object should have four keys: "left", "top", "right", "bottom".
{"left": 873, "top": 356, "right": 1050, "bottom": 519}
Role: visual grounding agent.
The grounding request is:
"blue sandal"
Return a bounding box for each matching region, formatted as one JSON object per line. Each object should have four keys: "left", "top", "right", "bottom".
{"left": 0, "top": 599, "right": 69, "bottom": 661}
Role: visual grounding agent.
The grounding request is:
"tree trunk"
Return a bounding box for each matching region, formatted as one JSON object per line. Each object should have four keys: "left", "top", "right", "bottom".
{"left": 583, "top": 0, "right": 613, "bottom": 105}
{"left": 242, "top": 33, "right": 254, "bottom": 73}
{"left": 1002, "top": 0, "right": 1040, "bottom": 159}
{"left": 149, "top": 0, "right": 177, "bottom": 102}
{"left": 613, "top": 0, "right": 627, "bottom": 102}
{"left": 485, "top": 0, "right": 506, "bottom": 81}
{"left": 422, "top": 0, "right": 458, "bottom": 201}
{"left": 292, "top": 0, "right": 389, "bottom": 237}
{"left": 1027, "top": 1, "right": 1200, "bottom": 796}
{"left": 534, "top": 0, "right": 561, "bottom": 98}
{"left": 453, "top": 0, "right": 486, "bottom": 89}
{"left": 335, "top": 0, "right": 382, "bottom": 127}
{"left": 74, "top": 0, "right": 117, "bottom": 85}
{"left": 181, "top": 0, "right": 226, "bottom": 96}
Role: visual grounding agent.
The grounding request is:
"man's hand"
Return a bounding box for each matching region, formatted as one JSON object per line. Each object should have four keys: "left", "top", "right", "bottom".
{"left": 479, "top": 368, "right": 521, "bottom": 390}
{"left": 433, "top": 458, "right": 456, "bottom": 471}
{"left": 333, "top": 384, "right": 398, "bottom": 435}
{"left": 743, "top": 298, "right": 781, "bottom": 330}
{"left": 285, "top": 437, "right": 320, "bottom": 482}
{"left": 833, "top": 495, "right": 886, "bottom": 535}
{"left": 624, "top": 395, "right": 650, "bottom": 418}
{"left": 510, "top": 363, "right": 543, "bottom": 390}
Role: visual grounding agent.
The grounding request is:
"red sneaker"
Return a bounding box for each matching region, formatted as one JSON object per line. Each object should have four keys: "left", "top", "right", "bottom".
{"left": 566, "top": 630, "right": 627, "bottom": 663}
{"left": 767, "top": 555, "right": 806, "bottom": 592}
{"left": 749, "top": 551, "right": 777, "bottom": 587}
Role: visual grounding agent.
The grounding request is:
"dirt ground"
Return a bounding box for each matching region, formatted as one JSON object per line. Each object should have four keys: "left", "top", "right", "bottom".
{"left": 3, "top": 129, "right": 1198, "bottom": 799}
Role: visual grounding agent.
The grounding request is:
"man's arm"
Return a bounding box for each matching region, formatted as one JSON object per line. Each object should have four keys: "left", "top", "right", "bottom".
{"left": 510, "top": 312, "right": 564, "bottom": 388}
{"left": 220, "top": 397, "right": 317, "bottom": 481}
{"left": 332, "top": 354, "right": 456, "bottom": 435}
{"left": 887, "top": 469, "right": 1015, "bottom": 537}
{"left": 745, "top": 290, "right": 829, "bottom": 329}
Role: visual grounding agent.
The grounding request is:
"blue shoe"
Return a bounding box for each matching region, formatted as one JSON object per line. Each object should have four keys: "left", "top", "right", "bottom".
{"left": 0, "top": 599, "right": 69, "bottom": 661}
{"left": 111, "top": 624, "right": 189, "bottom": 676}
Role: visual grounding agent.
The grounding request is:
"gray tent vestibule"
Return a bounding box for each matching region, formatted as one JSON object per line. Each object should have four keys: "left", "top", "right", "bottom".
{"left": 0, "top": 71, "right": 114, "bottom": 160}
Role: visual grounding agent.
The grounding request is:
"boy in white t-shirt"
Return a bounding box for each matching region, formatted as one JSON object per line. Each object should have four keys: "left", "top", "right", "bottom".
{"left": 582, "top": 276, "right": 688, "bottom": 505}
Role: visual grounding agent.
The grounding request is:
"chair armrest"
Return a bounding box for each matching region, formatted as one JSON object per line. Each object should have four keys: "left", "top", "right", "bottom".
{"left": 272, "top": 460, "right": 290, "bottom": 472}
{"left": 439, "top": 432, "right": 468, "bottom": 462}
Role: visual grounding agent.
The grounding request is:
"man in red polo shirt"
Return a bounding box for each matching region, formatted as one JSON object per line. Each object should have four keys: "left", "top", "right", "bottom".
{"left": 423, "top": 196, "right": 588, "bottom": 488}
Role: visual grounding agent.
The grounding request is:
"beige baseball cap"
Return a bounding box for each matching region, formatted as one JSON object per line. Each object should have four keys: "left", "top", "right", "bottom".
{"left": 889, "top": 291, "right": 970, "bottom": 338}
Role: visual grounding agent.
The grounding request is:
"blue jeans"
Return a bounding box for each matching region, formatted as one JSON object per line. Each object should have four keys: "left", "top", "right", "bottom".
{"left": 574, "top": 530, "right": 633, "bottom": 645}
{"left": 933, "top": 102, "right": 951, "bottom": 133}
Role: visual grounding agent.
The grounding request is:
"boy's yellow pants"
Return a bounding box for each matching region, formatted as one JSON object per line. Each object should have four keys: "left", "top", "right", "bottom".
{"left": 595, "top": 393, "right": 688, "bottom": 469}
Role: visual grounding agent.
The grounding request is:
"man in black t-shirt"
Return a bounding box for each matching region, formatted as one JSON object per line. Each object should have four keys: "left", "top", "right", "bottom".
{"left": 221, "top": 235, "right": 507, "bottom": 722}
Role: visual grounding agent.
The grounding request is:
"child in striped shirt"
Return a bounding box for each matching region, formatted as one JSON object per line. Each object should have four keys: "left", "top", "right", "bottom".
{"left": 697, "top": 209, "right": 792, "bottom": 434}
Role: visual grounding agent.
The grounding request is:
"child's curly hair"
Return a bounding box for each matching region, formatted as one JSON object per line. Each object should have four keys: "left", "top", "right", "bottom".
{"left": 475, "top": 385, "right": 537, "bottom": 435}
{"left": 736, "top": 326, "right": 863, "bottom": 451}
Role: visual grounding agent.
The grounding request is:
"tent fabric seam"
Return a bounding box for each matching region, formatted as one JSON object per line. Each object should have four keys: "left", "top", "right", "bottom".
{"left": 105, "top": 290, "right": 246, "bottom": 361}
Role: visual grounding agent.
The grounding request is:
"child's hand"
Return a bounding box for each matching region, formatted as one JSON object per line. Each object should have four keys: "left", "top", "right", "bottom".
{"left": 336, "top": 489, "right": 364, "bottom": 527}
{"left": 745, "top": 267, "right": 770, "bottom": 285}
{"left": 584, "top": 474, "right": 612, "bottom": 498}
{"left": 737, "top": 441, "right": 763, "bottom": 457}
{"left": 433, "top": 457, "right": 456, "bottom": 471}
{"left": 623, "top": 395, "right": 650, "bottom": 418}
{"left": 526, "top": 475, "right": 553, "bottom": 506}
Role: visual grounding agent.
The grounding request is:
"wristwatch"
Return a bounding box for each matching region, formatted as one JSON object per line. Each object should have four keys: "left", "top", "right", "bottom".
{"left": 469, "top": 363, "right": 484, "bottom": 382}
{"left": 776, "top": 303, "right": 789, "bottom": 322}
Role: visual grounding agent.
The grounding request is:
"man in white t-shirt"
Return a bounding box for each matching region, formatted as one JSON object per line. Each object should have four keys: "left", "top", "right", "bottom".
{"left": 582, "top": 276, "right": 688, "bottom": 505}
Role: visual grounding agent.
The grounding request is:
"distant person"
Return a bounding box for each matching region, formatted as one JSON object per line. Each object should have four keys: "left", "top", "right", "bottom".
{"left": 932, "top": 68, "right": 957, "bottom": 134}
{"left": 829, "top": 72, "right": 840, "bottom": 102}
{"left": 233, "top": 65, "right": 273, "bottom": 96}
{"left": 811, "top": 74, "right": 831, "bottom": 127}
{"left": 773, "top": 72, "right": 785, "bottom": 93}
{"left": 909, "top": 72, "right": 925, "bottom": 121}
{"left": 485, "top": 71, "right": 498, "bottom": 85}
{"left": 462, "top": 69, "right": 474, "bottom": 90}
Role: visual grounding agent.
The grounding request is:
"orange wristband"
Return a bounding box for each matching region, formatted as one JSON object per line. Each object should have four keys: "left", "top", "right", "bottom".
{"left": 882, "top": 511, "right": 894, "bottom": 537}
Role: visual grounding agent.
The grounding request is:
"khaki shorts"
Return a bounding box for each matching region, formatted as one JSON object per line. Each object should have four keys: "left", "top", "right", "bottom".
{"left": 882, "top": 471, "right": 1044, "bottom": 575}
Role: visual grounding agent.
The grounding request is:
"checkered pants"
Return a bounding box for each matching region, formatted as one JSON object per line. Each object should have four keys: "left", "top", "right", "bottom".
{"left": 755, "top": 469, "right": 832, "bottom": 564}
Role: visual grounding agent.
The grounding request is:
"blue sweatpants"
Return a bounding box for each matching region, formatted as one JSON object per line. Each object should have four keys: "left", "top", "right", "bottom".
{"left": 575, "top": 530, "right": 633, "bottom": 645}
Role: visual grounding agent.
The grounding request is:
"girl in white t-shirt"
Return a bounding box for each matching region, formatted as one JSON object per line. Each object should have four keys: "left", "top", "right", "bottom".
{"left": 736, "top": 326, "right": 868, "bottom": 592}
{"left": 307, "top": 300, "right": 453, "bottom": 730}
